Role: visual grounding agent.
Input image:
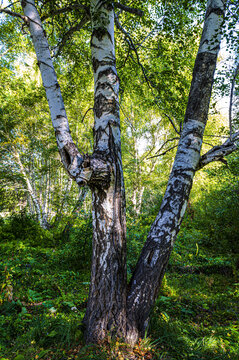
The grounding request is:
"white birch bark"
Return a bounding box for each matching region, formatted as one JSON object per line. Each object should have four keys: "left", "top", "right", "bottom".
{"left": 83, "top": 0, "right": 127, "bottom": 343}
{"left": 13, "top": 150, "right": 45, "bottom": 227}
{"left": 126, "top": 0, "right": 226, "bottom": 344}
{"left": 198, "top": 131, "right": 239, "bottom": 169}
{"left": 22, "top": 0, "right": 112, "bottom": 189}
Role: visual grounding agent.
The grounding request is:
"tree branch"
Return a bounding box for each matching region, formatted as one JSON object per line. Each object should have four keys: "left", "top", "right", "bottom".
{"left": 0, "top": 7, "right": 29, "bottom": 23}
{"left": 21, "top": 0, "right": 110, "bottom": 188}
{"left": 229, "top": 62, "right": 239, "bottom": 140}
{"left": 114, "top": 2, "right": 144, "bottom": 17}
{"left": 197, "top": 131, "right": 239, "bottom": 170}
{"left": 163, "top": 113, "right": 181, "bottom": 134}
{"left": 115, "top": 14, "right": 153, "bottom": 88}
{"left": 147, "top": 144, "right": 178, "bottom": 159}
{"left": 155, "top": 137, "right": 180, "bottom": 154}
{"left": 81, "top": 107, "right": 94, "bottom": 123}
{"left": 41, "top": 3, "right": 90, "bottom": 21}
{"left": 54, "top": 15, "right": 90, "bottom": 57}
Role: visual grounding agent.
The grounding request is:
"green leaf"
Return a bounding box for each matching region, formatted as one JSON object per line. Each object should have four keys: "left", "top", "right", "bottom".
{"left": 47, "top": 330, "right": 58, "bottom": 337}
{"left": 14, "top": 356, "right": 25, "bottom": 360}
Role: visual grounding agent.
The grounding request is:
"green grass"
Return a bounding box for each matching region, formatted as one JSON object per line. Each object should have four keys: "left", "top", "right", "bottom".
{"left": 0, "top": 232, "right": 238, "bottom": 360}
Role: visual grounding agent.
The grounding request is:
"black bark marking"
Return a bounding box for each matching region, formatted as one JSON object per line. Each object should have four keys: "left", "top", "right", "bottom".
{"left": 147, "top": 250, "right": 155, "bottom": 265}
{"left": 61, "top": 147, "right": 71, "bottom": 167}
{"left": 92, "top": 28, "right": 113, "bottom": 43}
{"left": 185, "top": 52, "right": 217, "bottom": 124}
{"left": 91, "top": 43, "right": 103, "bottom": 50}
{"left": 95, "top": 81, "right": 118, "bottom": 96}
{"left": 97, "top": 67, "right": 119, "bottom": 83}
{"left": 206, "top": 5, "right": 225, "bottom": 18}
{"left": 92, "top": 58, "right": 115, "bottom": 72}
{"left": 94, "top": 93, "right": 119, "bottom": 118}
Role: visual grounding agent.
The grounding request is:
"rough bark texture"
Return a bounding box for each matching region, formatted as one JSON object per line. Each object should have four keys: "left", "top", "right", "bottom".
{"left": 197, "top": 133, "right": 239, "bottom": 170}
{"left": 83, "top": 0, "right": 127, "bottom": 343}
{"left": 126, "top": 0, "right": 225, "bottom": 345}
{"left": 19, "top": 0, "right": 233, "bottom": 347}
{"left": 21, "top": 0, "right": 110, "bottom": 189}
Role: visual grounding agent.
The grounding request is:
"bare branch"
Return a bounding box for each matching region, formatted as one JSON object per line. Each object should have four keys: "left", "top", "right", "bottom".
{"left": 114, "top": 2, "right": 144, "bottom": 17}
{"left": 163, "top": 113, "right": 181, "bottom": 134}
{"left": 41, "top": 3, "right": 90, "bottom": 21}
{"left": 229, "top": 62, "right": 239, "bottom": 140}
{"left": 155, "top": 137, "right": 180, "bottom": 154}
{"left": 147, "top": 145, "right": 178, "bottom": 159}
{"left": 81, "top": 107, "right": 94, "bottom": 123}
{"left": 141, "top": 145, "right": 159, "bottom": 161}
{"left": 136, "top": 28, "right": 157, "bottom": 49}
{"left": 2, "top": 1, "right": 19, "bottom": 10}
{"left": 119, "top": 103, "right": 136, "bottom": 131}
{"left": 115, "top": 14, "right": 153, "bottom": 88}
{"left": 0, "top": 7, "right": 29, "bottom": 23}
{"left": 202, "top": 141, "right": 214, "bottom": 147}
{"left": 197, "top": 131, "right": 239, "bottom": 170}
{"left": 54, "top": 15, "right": 90, "bottom": 57}
{"left": 204, "top": 134, "right": 229, "bottom": 138}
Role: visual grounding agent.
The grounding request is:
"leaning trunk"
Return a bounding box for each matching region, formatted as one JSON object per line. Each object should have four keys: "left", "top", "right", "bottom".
{"left": 126, "top": 0, "right": 225, "bottom": 344}
{"left": 83, "top": 0, "right": 127, "bottom": 342}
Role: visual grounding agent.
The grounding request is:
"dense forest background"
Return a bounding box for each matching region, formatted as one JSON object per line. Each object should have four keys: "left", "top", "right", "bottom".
{"left": 0, "top": 0, "right": 239, "bottom": 359}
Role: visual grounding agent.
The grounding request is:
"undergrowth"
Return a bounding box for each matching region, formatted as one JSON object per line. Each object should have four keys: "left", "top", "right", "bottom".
{"left": 0, "top": 213, "right": 238, "bottom": 360}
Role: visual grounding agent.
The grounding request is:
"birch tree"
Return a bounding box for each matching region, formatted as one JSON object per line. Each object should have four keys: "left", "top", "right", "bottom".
{"left": 1, "top": 0, "right": 239, "bottom": 345}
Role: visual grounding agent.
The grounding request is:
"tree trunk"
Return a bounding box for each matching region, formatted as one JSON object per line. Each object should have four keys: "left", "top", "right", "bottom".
{"left": 20, "top": 0, "right": 232, "bottom": 347}
{"left": 13, "top": 149, "right": 47, "bottom": 227}
{"left": 126, "top": 0, "right": 225, "bottom": 344}
{"left": 83, "top": 0, "right": 127, "bottom": 342}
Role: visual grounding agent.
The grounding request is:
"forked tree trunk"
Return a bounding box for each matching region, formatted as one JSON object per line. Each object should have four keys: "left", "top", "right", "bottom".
{"left": 126, "top": 0, "right": 226, "bottom": 344}
{"left": 20, "top": 0, "right": 234, "bottom": 347}
{"left": 22, "top": 0, "right": 127, "bottom": 342}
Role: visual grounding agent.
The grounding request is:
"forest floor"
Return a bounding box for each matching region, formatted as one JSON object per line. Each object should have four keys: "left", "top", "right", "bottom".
{"left": 0, "top": 230, "right": 238, "bottom": 360}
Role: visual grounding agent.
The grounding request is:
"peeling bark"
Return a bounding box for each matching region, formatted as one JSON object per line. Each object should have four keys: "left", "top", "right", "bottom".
{"left": 197, "top": 131, "right": 239, "bottom": 169}
{"left": 21, "top": 0, "right": 110, "bottom": 189}
{"left": 83, "top": 0, "right": 127, "bottom": 343}
{"left": 19, "top": 0, "right": 232, "bottom": 347}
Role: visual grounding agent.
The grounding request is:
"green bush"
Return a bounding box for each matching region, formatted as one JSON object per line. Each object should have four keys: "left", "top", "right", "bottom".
{"left": 0, "top": 212, "right": 54, "bottom": 247}
{"left": 193, "top": 187, "right": 239, "bottom": 255}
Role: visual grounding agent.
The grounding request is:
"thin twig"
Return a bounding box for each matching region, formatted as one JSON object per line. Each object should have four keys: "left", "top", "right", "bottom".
{"left": 119, "top": 103, "right": 136, "bottom": 131}
{"left": 81, "top": 108, "right": 94, "bottom": 123}
{"left": 136, "top": 28, "right": 156, "bottom": 49}
{"left": 114, "top": 2, "right": 144, "bottom": 17}
{"left": 155, "top": 137, "right": 180, "bottom": 154}
{"left": 2, "top": 1, "right": 19, "bottom": 10}
{"left": 204, "top": 134, "right": 229, "bottom": 138}
{"left": 147, "top": 145, "right": 178, "bottom": 159}
{"left": 0, "top": 7, "right": 29, "bottom": 23}
{"left": 141, "top": 145, "right": 158, "bottom": 161}
{"left": 41, "top": 3, "right": 90, "bottom": 21}
{"left": 115, "top": 14, "right": 153, "bottom": 89}
{"left": 54, "top": 15, "right": 90, "bottom": 56}
{"left": 202, "top": 141, "right": 214, "bottom": 147}
{"left": 229, "top": 62, "right": 239, "bottom": 140}
{"left": 163, "top": 113, "right": 181, "bottom": 135}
